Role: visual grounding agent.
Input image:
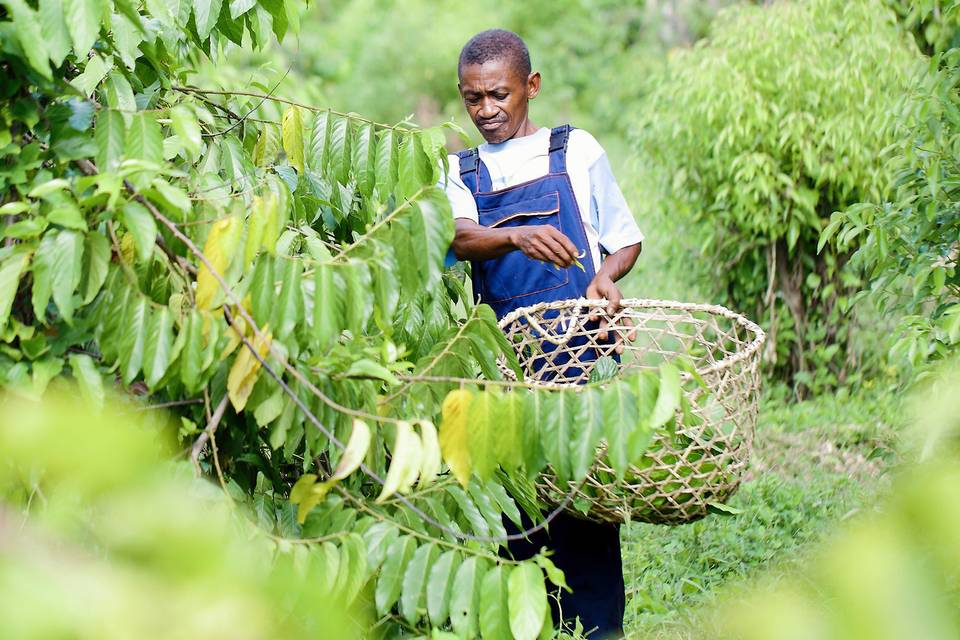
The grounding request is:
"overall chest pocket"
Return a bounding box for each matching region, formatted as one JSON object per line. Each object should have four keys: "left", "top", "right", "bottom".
{"left": 476, "top": 192, "right": 568, "bottom": 304}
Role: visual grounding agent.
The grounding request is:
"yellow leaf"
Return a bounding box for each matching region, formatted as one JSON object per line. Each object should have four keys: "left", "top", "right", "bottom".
{"left": 297, "top": 480, "right": 335, "bottom": 523}
{"left": 226, "top": 326, "right": 272, "bottom": 411}
{"left": 196, "top": 215, "right": 242, "bottom": 310}
{"left": 289, "top": 473, "right": 318, "bottom": 504}
{"left": 417, "top": 420, "right": 441, "bottom": 489}
{"left": 376, "top": 421, "right": 422, "bottom": 503}
{"left": 282, "top": 106, "right": 305, "bottom": 174}
{"left": 439, "top": 389, "right": 473, "bottom": 487}
{"left": 331, "top": 419, "right": 371, "bottom": 481}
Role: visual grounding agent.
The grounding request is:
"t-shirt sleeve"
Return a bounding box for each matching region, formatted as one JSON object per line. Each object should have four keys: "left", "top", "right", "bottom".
{"left": 589, "top": 152, "right": 644, "bottom": 254}
{"left": 439, "top": 154, "right": 479, "bottom": 222}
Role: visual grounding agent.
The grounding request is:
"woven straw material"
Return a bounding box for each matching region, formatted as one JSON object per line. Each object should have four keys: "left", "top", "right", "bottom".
{"left": 497, "top": 298, "right": 765, "bottom": 525}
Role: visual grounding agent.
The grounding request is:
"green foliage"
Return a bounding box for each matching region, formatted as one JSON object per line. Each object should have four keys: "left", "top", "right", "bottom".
{"left": 825, "top": 44, "right": 960, "bottom": 373}
{"left": 624, "top": 380, "right": 903, "bottom": 636}
{"left": 0, "top": 390, "right": 358, "bottom": 639}
{"left": 886, "top": 0, "right": 960, "bottom": 54}
{"left": 0, "top": 2, "right": 699, "bottom": 638}
{"left": 634, "top": 0, "right": 920, "bottom": 393}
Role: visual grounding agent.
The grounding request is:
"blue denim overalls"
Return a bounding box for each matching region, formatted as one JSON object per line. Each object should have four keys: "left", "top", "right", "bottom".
{"left": 456, "top": 125, "right": 626, "bottom": 639}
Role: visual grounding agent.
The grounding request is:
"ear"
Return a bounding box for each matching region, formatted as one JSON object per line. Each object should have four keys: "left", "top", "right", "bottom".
{"left": 527, "top": 72, "right": 541, "bottom": 100}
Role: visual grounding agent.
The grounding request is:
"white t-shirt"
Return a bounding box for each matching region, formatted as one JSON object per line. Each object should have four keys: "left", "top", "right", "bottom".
{"left": 440, "top": 127, "right": 644, "bottom": 272}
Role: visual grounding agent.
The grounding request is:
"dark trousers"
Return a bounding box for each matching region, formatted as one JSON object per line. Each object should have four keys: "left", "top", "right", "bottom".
{"left": 504, "top": 512, "right": 625, "bottom": 639}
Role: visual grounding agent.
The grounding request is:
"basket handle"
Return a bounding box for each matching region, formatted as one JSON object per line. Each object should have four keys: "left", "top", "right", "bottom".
{"left": 520, "top": 302, "right": 586, "bottom": 346}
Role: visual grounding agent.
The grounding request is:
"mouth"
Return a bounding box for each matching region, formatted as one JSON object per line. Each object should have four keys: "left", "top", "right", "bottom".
{"left": 479, "top": 119, "right": 506, "bottom": 133}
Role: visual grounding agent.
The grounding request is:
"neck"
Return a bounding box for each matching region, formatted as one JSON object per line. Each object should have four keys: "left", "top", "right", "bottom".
{"left": 509, "top": 117, "right": 539, "bottom": 140}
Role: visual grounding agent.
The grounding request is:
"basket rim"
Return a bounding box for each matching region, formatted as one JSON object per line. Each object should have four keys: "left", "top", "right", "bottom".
{"left": 496, "top": 297, "right": 766, "bottom": 379}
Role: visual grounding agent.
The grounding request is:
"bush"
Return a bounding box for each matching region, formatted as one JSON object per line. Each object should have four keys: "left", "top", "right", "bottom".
{"left": 825, "top": 41, "right": 960, "bottom": 372}
{"left": 634, "top": 0, "right": 920, "bottom": 394}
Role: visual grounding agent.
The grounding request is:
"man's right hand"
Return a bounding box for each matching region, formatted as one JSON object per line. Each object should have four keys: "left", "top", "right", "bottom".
{"left": 508, "top": 225, "right": 579, "bottom": 268}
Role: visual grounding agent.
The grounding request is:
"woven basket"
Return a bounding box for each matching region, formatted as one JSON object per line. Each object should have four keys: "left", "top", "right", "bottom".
{"left": 497, "top": 298, "right": 765, "bottom": 525}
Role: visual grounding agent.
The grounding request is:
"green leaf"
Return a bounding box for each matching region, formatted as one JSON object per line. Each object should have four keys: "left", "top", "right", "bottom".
{"left": 270, "top": 257, "right": 303, "bottom": 340}
{"left": 81, "top": 233, "right": 110, "bottom": 304}
{"left": 193, "top": 0, "right": 222, "bottom": 38}
{"left": 450, "top": 557, "right": 487, "bottom": 638}
{"left": 467, "top": 389, "right": 500, "bottom": 482}
{"left": 417, "top": 420, "right": 441, "bottom": 488}
{"left": 69, "top": 54, "right": 111, "bottom": 96}
{"left": 228, "top": 0, "right": 255, "bottom": 19}
{"left": 508, "top": 564, "right": 548, "bottom": 640}
{"left": 427, "top": 550, "right": 461, "bottom": 626}
{"left": 602, "top": 380, "right": 639, "bottom": 479}
{"left": 352, "top": 122, "right": 376, "bottom": 196}
{"left": 375, "top": 129, "right": 398, "bottom": 196}
{"left": 281, "top": 105, "right": 305, "bottom": 173}
{"left": 179, "top": 312, "right": 203, "bottom": 393}
{"left": 313, "top": 262, "right": 342, "bottom": 349}
{"left": 95, "top": 108, "right": 126, "bottom": 173}
{"left": 0, "top": 250, "right": 30, "bottom": 329}
{"left": 142, "top": 307, "right": 173, "bottom": 388}
{"left": 102, "top": 71, "right": 136, "bottom": 114}
{"left": 63, "top": 0, "right": 101, "bottom": 55}
{"left": 375, "top": 535, "right": 417, "bottom": 615}
{"left": 398, "top": 133, "right": 428, "bottom": 199}
{"left": 119, "top": 295, "right": 148, "bottom": 384}
{"left": 31, "top": 233, "right": 56, "bottom": 321}
{"left": 479, "top": 565, "right": 511, "bottom": 640}
{"left": 343, "top": 358, "right": 398, "bottom": 385}
{"left": 336, "top": 533, "right": 368, "bottom": 604}
{"left": 38, "top": 0, "right": 71, "bottom": 66}
{"left": 5, "top": 0, "right": 52, "bottom": 80}
{"left": 249, "top": 254, "right": 275, "bottom": 327}
{"left": 126, "top": 113, "right": 163, "bottom": 163}
{"left": 121, "top": 202, "right": 156, "bottom": 262}
{"left": 171, "top": 105, "right": 202, "bottom": 159}
{"left": 628, "top": 372, "right": 658, "bottom": 462}
{"left": 569, "top": 388, "right": 604, "bottom": 481}
{"left": 363, "top": 522, "right": 399, "bottom": 574}
{"left": 308, "top": 110, "right": 331, "bottom": 171}
{"left": 47, "top": 230, "right": 84, "bottom": 323}
{"left": 401, "top": 542, "right": 438, "bottom": 624}
{"left": 67, "top": 352, "right": 104, "bottom": 408}
{"left": 541, "top": 391, "right": 573, "bottom": 482}
{"left": 446, "top": 485, "right": 489, "bottom": 537}
{"left": 650, "top": 363, "right": 681, "bottom": 429}
{"left": 328, "top": 115, "right": 352, "bottom": 184}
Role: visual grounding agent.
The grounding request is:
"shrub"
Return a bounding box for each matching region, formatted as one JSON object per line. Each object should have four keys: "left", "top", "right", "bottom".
{"left": 634, "top": 0, "right": 920, "bottom": 394}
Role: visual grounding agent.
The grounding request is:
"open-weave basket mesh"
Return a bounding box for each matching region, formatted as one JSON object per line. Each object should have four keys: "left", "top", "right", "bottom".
{"left": 497, "top": 298, "right": 765, "bottom": 525}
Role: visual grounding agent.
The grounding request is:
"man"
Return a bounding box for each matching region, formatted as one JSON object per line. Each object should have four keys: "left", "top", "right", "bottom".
{"left": 441, "top": 29, "right": 644, "bottom": 639}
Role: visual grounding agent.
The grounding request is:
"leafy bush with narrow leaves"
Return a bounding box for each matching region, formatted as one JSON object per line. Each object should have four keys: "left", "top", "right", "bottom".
{"left": 824, "top": 21, "right": 960, "bottom": 374}
{"left": 633, "top": 0, "right": 919, "bottom": 394}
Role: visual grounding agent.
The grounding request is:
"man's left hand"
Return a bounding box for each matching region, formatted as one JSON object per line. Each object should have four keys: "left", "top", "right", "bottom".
{"left": 586, "top": 273, "right": 637, "bottom": 354}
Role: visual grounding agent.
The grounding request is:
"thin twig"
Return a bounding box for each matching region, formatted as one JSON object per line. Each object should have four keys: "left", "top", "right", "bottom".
{"left": 191, "top": 395, "right": 229, "bottom": 476}
{"left": 172, "top": 85, "right": 414, "bottom": 132}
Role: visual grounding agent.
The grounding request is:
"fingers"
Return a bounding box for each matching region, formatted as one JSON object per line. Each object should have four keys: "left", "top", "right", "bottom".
{"left": 548, "top": 228, "right": 579, "bottom": 263}
{"left": 541, "top": 234, "right": 574, "bottom": 267}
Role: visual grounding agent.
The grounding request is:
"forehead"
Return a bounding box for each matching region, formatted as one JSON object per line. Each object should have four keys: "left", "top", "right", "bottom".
{"left": 459, "top": 58, "right": 525, "bottom": 91}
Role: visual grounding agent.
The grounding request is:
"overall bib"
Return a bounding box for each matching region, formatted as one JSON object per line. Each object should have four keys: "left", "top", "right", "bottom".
{"left": 457, "top": 125, "right": 626, "bottom": 639}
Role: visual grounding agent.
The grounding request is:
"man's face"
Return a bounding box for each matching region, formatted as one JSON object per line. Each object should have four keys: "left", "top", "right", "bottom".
{"left": 458, "top": 58, "right": 540, "bottom": 144}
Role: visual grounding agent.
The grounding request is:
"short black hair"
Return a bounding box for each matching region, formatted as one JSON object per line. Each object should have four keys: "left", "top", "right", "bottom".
{"left": 458, "top": 29, "right": 531, "bottom": 80}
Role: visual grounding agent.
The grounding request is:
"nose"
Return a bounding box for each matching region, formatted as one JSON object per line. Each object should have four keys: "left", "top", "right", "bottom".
{"left": 477, "top": 98, "right": 498, "bottom": 120}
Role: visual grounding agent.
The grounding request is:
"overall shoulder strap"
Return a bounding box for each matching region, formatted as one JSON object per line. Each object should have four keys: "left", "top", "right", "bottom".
{"left": 456, "top": 148, "right": 480, "bottom": 194}
{"left": 548, "top": 125, "right": 574, "bottom": 174}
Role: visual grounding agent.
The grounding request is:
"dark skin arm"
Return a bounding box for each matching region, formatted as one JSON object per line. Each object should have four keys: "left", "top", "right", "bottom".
{"left": 452, "top": 218, "right": 580, "bottom": 267}
{"left": 586, "top": 242, "right": 642, "bottom": 351}
{"left": 454, "top": 218, "right": 642, "bottom": 352}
